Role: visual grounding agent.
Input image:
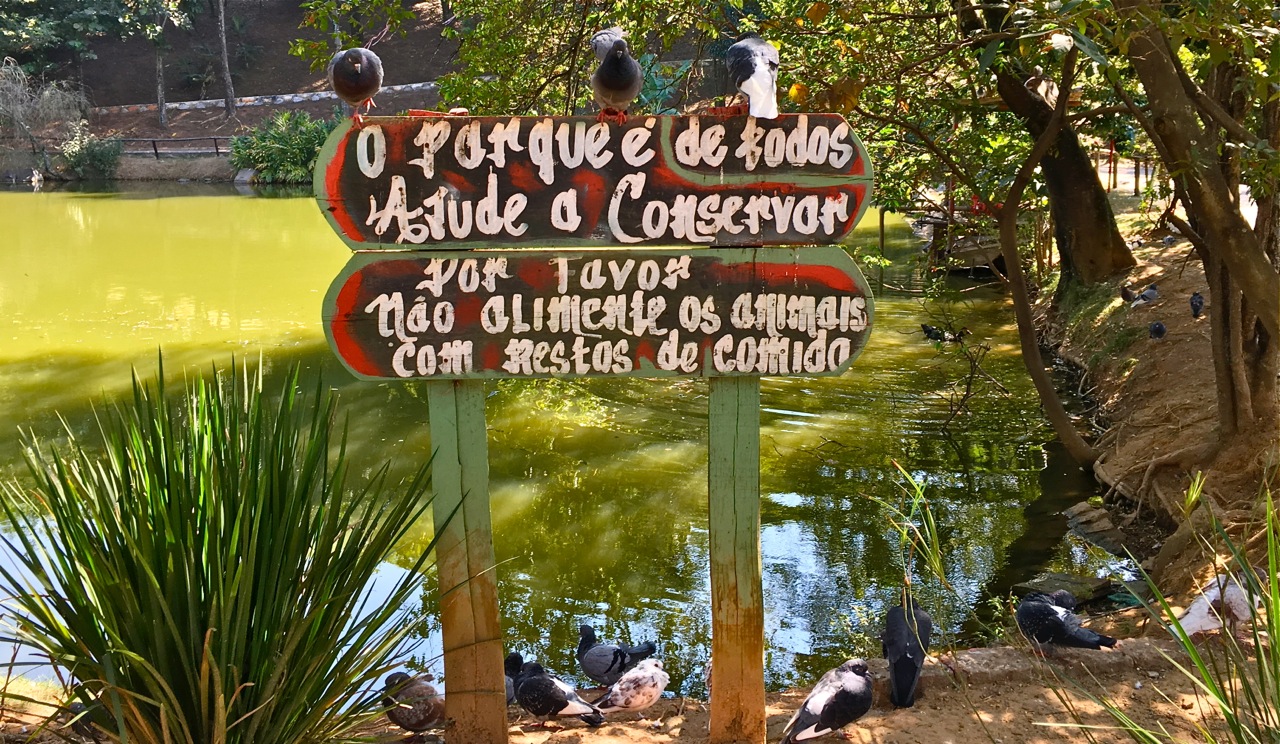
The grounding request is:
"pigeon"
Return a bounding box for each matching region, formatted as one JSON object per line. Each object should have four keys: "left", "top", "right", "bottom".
{"left": 725, "top": 32, "right": 780, "bottom": 119}
{"left": 66, "top": 701, "right": 108, "bottom": 741}
{"left": 943, "top": 327, "right": 970, "bottom": 343}
{"left": 1190, "top": 291, "right": 1205, "bottom": 319}
{"left": 1149, "top": 321, "right": 1166, "bottom": 340}
{"left": 1016, "top": 592, "right": 1116, "bottom": 651}
{"left": 577, "top": 624, "right": 657, "bottom": 686}
{"left": 1175, "top": 568, "right": 1266, "bottom": 637}
{"left": 381, "top": 671, "right": 445, "bottom": 733}
{"left": 1127, "top": 237, "right": 1142, "bottom": 249}
{"left": 589, "top": 27, "right": 642, "bottom": 125}
{"left": 1163, "top": 234, "right": 1178, "bottom": 247}
{"left": 593, "top": 658, "right": 669, "bottom": 716}
{"left": 1130, "top": 283, "right": 1158, "bottom": 307}
{"left": 1120, "top": 284, "right": 1137, "bottom": 303}
{"left": 778, "top": 659, "right": 874, "bottom": 744}
{"left": 328, "top": 47, "right": 383, "bottom": 126}
{"left": 514, "top": 662, "right": 605, "bottom": 727}
{"left": 505, "top": 652, "right": 524, "bottom": 705}
{"left": 882, "top": 593, "right": 933, "bottom": 708}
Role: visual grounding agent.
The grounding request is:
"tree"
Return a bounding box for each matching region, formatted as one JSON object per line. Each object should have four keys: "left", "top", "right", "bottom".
{"left": 214, "top": 0, "right": 234, "bottom": 118}
{"left": 289, "top": 0, "right": 416, "bottom": 73}
{"left": 0, "top": 0, "right": 126, "bottom": 72}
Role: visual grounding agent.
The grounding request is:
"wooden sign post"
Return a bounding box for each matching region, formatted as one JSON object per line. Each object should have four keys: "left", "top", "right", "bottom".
{"left": 315, "top": 112, "right": 875, "bottom": 744}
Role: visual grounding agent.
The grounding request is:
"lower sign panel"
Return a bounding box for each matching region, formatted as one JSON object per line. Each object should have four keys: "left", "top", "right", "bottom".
{"left": 324, "top": 246, "right": 875, "bottom": 379}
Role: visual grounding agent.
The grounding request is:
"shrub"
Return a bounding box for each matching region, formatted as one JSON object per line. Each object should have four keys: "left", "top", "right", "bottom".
{"left": 230, "top": 110, "right": 339, "bottom": 183}
{"left": 0, "top": 361, "right": 440, "bottom": 744}
{"left": 59, "top": 119, "right": 123, "bottom": 179}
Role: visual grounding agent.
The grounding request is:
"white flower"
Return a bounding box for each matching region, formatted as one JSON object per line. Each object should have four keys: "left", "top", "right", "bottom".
{"left": 1049, "top": 33, "right": 1074, "bottom": 52}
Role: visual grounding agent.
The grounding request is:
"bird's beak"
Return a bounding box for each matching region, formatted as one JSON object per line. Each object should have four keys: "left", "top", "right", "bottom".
{"left": 353, "top": 62, "right": 362, "bottom": 73}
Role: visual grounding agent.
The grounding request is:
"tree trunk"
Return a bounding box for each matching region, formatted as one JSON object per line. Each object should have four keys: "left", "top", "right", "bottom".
{"left": 155, "top": 44, "right": 167, "bottom": 128}
{"left": 995, "top": 71, "right": 1137, "bottom": 286}
{"left": 216, "top": 0, "right": 236, "bottom": 119}
{"left": 1114, "top": 0, "right": 1279, "bottom": 444}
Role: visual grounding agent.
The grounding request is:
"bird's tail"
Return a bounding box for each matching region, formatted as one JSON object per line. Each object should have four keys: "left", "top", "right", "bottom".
{"left": 578, "top": 709, "right": 606, "bottom": 727}
{"left": 1063, "top": 627, "right": 1117, "bottom": 649}
{"left": 888, "top": 658, "right": 922, "bottom": 707}
{"left": 624, "top": 641, "right": 657, "bottom": 660}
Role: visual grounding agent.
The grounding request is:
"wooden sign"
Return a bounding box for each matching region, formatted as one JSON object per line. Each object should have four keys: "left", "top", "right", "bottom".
{"left": 324, "top": 246, "right": 874, "bottom": 380}
{"left": 313, "top": 113, "right": 872, "bottom": 250}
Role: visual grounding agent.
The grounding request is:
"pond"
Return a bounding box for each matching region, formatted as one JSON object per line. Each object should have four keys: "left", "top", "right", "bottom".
{"left": 0, "top": 182, "right": 1119, "bottom": 696}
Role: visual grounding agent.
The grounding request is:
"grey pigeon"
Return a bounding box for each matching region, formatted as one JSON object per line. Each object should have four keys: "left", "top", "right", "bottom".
{"left": 1130, "top": 283, "right": 1158, "bottom": 307}
{"left": 514, "top": 662, "right": 605, "bottom": 727}
{"left": 882, "top": 594, "right": 932, "bottom": 708}
{"left": 1149, "top": 321, "right": 1166, "bottom": 340}
{"left": 66, "top": 701, "right": 108, "bottom": 742}
{"left": 505, "top": 651, "right": 523, "bottom": 705}
{"left": 1190, "top": 291, "right": 1205, "bottom": 318}
{"left": 589, "top": 27, "right": 642, "bottom": 124}
{"left": 328, "top": 48, "right": 383, "bottom": 125}
{"left": 1016, "top": 592, "right": 1116, "bottom": 651}
{"left": 382, "top": 671, "right": 445, "bottom": 733}
{"left": 594, "top": 658, "right": 669, "bottom": 716}
{"left": 1163, "top": 234, "right": 1178, "bottom": 247}
{"left": 577, "top": 624, "right": 657, "bottom": 686}
{"left": 779, "top": 659, "right": 873, "bottom": 743}
{"left": 725, "top": 33, "right": 779, "bottom": 119}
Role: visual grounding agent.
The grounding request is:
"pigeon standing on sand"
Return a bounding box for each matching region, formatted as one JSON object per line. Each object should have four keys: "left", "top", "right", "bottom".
{"left": 589, "top": 27, "right": 642, "bottom": 125}
{"left": 1120, "top": 284, "right": 1137, "bottom": 303}
{"left": 1149, "top": 321, "right": 1167, "bottom": 340}
{"left": 1130, "top": 283, "right": 1159, "bottom": 307}
{"left": 382, "top": 672, "right": 445, "bottom": 733}
{"left": 1176, "top": 567, "right": 1266, "bottom": 637}
{"left": 514, "top": 662, "right": 605, "bottom": 727}
{"left": 594, "top": 658, "right": 669, "bottom": 716}
{"left": 725, "top": 33, "right": 780, "bottom": 119}
{"left": 1190, "top": 291, "right": 1205, "bottom": 319}
{"left": 882, "top": 592, "right": 933, "bottom": 708}
{"left": 1163, "top": 234, "right": 1178, "bottom": 247}
{"left": 778, "top": 659, "right": 874, "bottom": 744}
{"left": 328, "top": 48, "right": 383, "bottom": 126}
{"left": 577, "top": 624, "right": 657, "bottom": 686}
{"left": 1016, "top": 591, "right": 1116, "bottom": 651}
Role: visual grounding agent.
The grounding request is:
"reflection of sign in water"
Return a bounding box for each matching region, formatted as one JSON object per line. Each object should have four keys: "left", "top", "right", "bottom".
{"left": 314, "top": 113, "right": 872, "bottom": 250}
{"left": 324, "top": 246, "right": 874, "bottom": 380}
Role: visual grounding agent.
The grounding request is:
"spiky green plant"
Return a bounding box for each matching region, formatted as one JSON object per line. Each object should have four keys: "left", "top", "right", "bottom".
{"left": 229, "top": 110, "right": 339, "bottom": 183}
{"left": 0, "top": 360, "right": 441, "bottom": 744}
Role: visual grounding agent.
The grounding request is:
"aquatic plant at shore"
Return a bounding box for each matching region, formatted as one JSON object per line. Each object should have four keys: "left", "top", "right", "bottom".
{"left": 230, "top": 110, "right": 339, "bottom": 183}
{"left": 0, "top": 360, "right": 441, "bottom": 744}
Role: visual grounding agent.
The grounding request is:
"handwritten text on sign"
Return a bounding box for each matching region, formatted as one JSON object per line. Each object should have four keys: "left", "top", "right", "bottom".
{"left": 315, "top": 114, "right": 872, "bottom": 250}
{"left": 324, "top": 247, "right": 875, "bottom": 380}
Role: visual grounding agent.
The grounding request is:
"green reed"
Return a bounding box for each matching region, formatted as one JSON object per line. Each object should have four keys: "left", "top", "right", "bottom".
{"left": 0, "top": 360, "right": 442, "bottom": 744}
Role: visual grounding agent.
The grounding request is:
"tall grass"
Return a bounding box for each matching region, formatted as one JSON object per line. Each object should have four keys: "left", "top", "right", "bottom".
{"left": 0, "top": 361, "right": 441, "bottom": 744}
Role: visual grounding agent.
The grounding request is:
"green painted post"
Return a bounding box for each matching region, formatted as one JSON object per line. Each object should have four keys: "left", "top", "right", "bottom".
{"left": 426, "top": 380, "right": 508, "bottom": 744}
{"left": 707, "top": 376, "right": 765, "bottom": 744}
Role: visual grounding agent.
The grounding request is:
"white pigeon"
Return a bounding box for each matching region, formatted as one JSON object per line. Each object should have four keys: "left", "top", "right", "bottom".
{"left": 725, "top": 33, "right": 780, "bottom": 119}
{"left": 1175, "top": 568, "right": 1266, "bottom": 637}
{"left": 594, "top": 658, "right": 668, "bottom": 717}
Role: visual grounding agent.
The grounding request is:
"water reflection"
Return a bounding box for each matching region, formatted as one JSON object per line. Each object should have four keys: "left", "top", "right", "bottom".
{"left": 0, "top": 185, "right": 1120, "bottom": 695}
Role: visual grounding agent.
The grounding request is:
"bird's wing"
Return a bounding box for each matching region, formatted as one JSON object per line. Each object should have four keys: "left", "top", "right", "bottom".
{"left": 1175, "top": 594, "right": 1222, "bottom": 635}
{"left": 551, "top": 678, "right": 598, "bottom": 716}
{"left": 590, "top": 27, "right": 625, "bottom": 60}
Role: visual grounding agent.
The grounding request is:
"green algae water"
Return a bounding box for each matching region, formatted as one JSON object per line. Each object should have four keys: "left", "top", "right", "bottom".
{"left": 0, "top": 183, "right": 1118, "bottom": 693}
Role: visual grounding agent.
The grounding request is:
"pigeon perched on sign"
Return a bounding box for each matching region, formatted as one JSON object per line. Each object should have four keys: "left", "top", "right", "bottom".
{"left": 514, "top": 662, "right": 605, "bottom": 727}
{"left": 328, "top": 48, "right": 383, "bottom": 126}
{"left": 778, "top": 659, "right": 873, "bottom": 744}
{"left": 882, "top": 592, "right": 932, "bottom": 708}
{"left": 1016, "top": 592, "right": 1116, "bottom": 651}
{"left": 1176, "top": 568, "right": 1265, "bottom": 637}
{"left": 725, "top": 32, "right": 780, "bottom": 119}
{"left": 594, "top": 658, "right": 669, "bottom": 716}
{"left": 1190, "top": 291, "right": 1205, "bottom": 319}
{"left": 577, "top": 624, "right": 657, "bottom": 686}
{"left": 382, "top": 672, "right": 445, "bottom": 733}
{"left": 1149, "top": 321, "right": 1166, "bottom": 340}
{"left": 589, "top": 27, "right": 642, "bottom": 125}
{"left": 1130, "top": 283, "right": 1158, "bottom": 308}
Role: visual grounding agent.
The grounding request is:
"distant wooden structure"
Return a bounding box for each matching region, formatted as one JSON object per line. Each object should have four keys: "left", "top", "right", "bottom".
{"left": 315, "top": 112, "right": 877, "bottom": 743}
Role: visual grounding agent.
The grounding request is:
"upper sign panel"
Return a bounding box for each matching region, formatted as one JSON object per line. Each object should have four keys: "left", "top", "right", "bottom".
{"left": 314, "top": 114, "right": 873, "bottom": 250}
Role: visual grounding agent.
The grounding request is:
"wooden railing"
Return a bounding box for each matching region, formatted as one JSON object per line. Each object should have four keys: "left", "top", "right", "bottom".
{"left": 1, "top": 135, "right": 234, "bottom": 158}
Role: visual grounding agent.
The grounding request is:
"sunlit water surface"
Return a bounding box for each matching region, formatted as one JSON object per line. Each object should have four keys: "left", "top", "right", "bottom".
{"left": 0, "top": 183, "right": 1120, "bottom": 693}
